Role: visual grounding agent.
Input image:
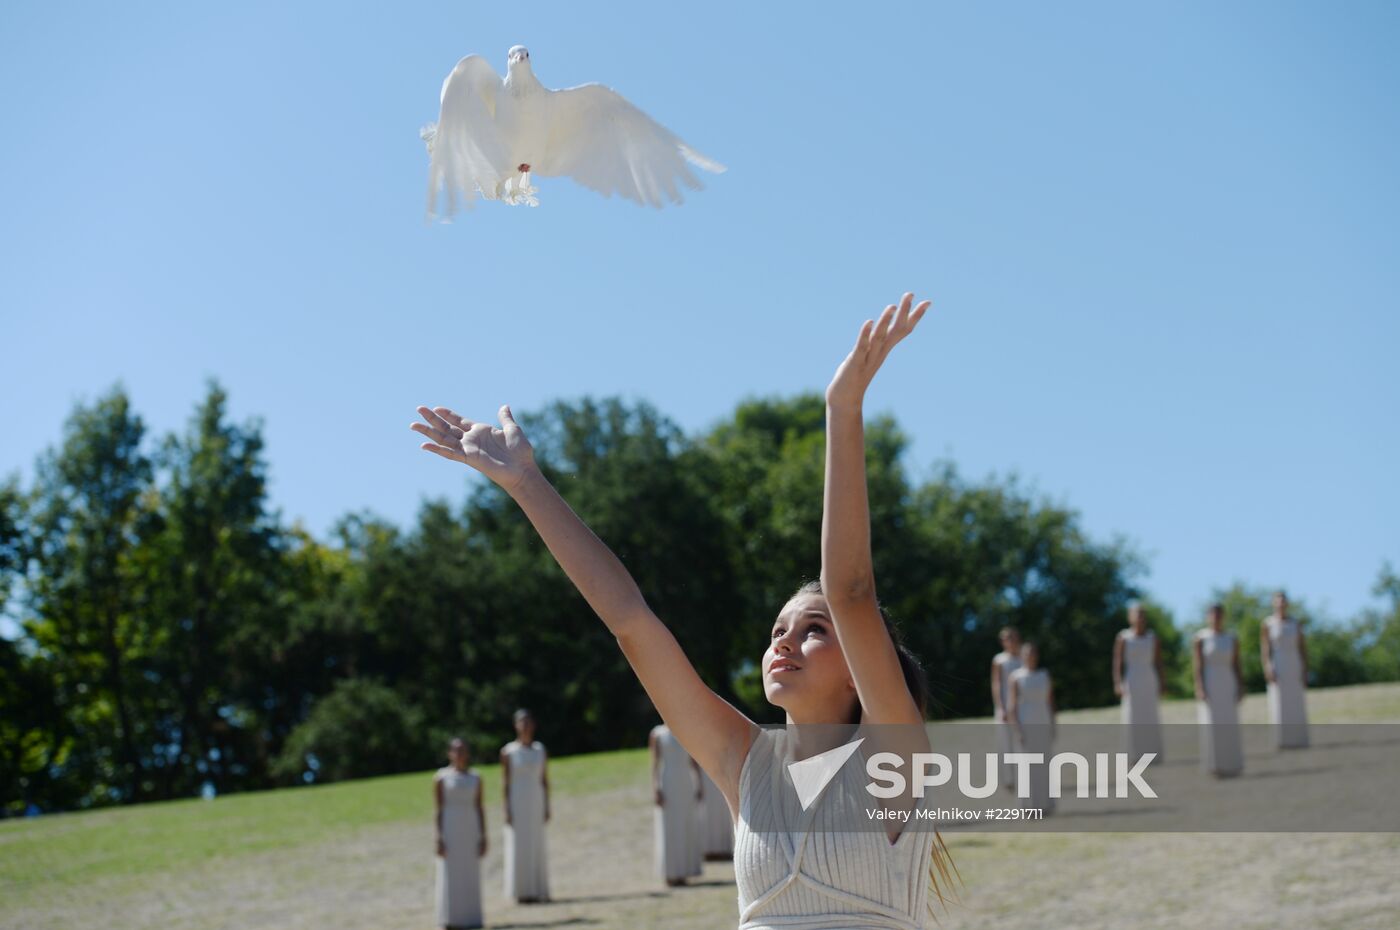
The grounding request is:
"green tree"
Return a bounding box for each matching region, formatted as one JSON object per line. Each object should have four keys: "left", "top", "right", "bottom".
{"left": 0, "top": 634, "right": 79, "bottom": 816}
{"left": 272, "top": 678, "right": 433, "bottom": 783}
{"left": 21, "top": 385, "right": 158, "bottom": 805}
{"left": 241, "top": 525, "right": 364, "bottom": 770}
{"left": 130, "top": 380, "right": 289, "bottom": 798}
{"left": 0, "top": 476, "right": 23, "bottom": 615}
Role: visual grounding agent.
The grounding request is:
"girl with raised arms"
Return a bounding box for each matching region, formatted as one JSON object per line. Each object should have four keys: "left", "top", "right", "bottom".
{"left": 411, "top": 292, "right": 953, "bottom": 929}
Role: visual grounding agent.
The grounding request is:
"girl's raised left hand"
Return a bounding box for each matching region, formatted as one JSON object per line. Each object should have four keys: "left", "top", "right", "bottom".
{"left": 825, "top": 292, "right": 931, "bottom": 410}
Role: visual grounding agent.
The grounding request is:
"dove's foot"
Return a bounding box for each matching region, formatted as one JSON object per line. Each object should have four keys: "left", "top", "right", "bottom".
{"left": 499, "top": 171, "right": 539, "bottom": 207}
{"left": 515, "top": 170, "right": 539, "bottom": 207}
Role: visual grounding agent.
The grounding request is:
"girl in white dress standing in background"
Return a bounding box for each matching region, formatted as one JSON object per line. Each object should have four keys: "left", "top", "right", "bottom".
{"left": 990, "top": 626, "right": 1023, "bottom": 790}
{"left": 434, "top": 738, "right": 486, "bottom": 930}
{"left": 501, "top": 709, "right": 550, "bottom": 903}
{"left": 1113, "top": 601, "right": 1164, "bottom": 763}
{"left": 411, "top": 293, "right": 954, "bottom": 929}
{"left": 1194, "top": 604, "right": 1244, "bottom": 777}
{"left": 1262, "top": 590, "right": 1309, "bottom": 748}
{"left": 1008, "top": 642, "right": 1056, "bottom": 815}
{"left": 650, "top": 722, "right": 703, "bottom": 885}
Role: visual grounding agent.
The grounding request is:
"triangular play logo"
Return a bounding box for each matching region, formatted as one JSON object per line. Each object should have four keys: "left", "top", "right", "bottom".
{"left": 786, "top": 738, "right": 865, "bottom": 810}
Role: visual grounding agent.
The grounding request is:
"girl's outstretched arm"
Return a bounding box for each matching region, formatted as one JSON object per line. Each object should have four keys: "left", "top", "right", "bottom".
{"left": 822, "top": 293, "right": 930, "bottom": 727}
{"left": 411, "top": 405, "right": 756, "bottom": 803}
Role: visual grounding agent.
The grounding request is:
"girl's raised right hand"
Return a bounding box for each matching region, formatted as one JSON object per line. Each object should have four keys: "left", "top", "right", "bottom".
{"left": 411, "top": 404, "right": 536, "bottom": 494}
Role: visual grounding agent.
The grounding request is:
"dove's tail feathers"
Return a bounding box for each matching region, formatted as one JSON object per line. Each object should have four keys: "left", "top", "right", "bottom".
{"left": 420, "top": 122, "right": 439, "bottom": 155}
{"left": 680, "top": 145, "right": 726, "bottom": 174}
{"left": 425, "top": 156, "right": 474, "bottom": 223}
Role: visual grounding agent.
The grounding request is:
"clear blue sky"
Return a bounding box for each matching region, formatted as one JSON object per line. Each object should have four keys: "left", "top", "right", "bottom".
{"left": 2, "top": 1, "right": 1396, "bottom": 626}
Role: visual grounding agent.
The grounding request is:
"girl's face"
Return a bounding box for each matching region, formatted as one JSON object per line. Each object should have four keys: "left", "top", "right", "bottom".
{"left": 1000, "top": 631, "right": 1021, "bottom": 654}
{"left": 448, "top": 741, "right": 469, "bottom": 769}
{"left": 1020, "top": 644, "right": 1040, "bottom": 670}
{"left": 1208, "top": 608, "right": 1224, "bottom": 631}
{"left": 514, "top": 715, "right": 535, "bottom": 742}
{"left": 764, "top": 593, "right": 858, "bottom": 722}
{"left": 1129, "top": 607, "right": 1147, "bottom": 632}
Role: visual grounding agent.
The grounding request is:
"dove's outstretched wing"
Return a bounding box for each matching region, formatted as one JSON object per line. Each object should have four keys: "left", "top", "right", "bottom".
{"left": 538, "top": 84, "right": 724, "bottom": 208}
{"left": 423, "top": 55, "right": 510, "bottom": 219}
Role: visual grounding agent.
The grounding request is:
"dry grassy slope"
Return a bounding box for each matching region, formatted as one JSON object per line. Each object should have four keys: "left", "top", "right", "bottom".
{"left": 2, "top": 683, "right": 1398, "bottom": 930}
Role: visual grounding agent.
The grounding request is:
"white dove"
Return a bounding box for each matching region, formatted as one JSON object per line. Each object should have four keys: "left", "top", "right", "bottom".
{"left": 420, "top": 45, "right": 724, "bottom": 217}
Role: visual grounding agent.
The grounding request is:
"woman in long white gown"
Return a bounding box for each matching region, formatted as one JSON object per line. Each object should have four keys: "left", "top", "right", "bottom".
{"left": 1194, "top": 604, "right": 1244, "bottom": 777}
{"left": 1008, "top": 643, "right": 1055, "bottom": 815}
{"left": 990, "top": 626, "right": 1023, "bottom": 790}
{"left": 1262, "top": 590, "right": 1309, "bottom": 749}
{"left": 434, "top": 738, "right": 485, "bottom": 930}
{"left": 651, "top": 723, "right": 703, "bottom": 885}
{"left": 501, "top": 709, "right": 550, "bottom": 903}
{"left": 698, "top": 766, "right": 733, "bottom": 860}
{"left": 1113, "top": 602, "right": 1164, "bottom": 763}
{"left": 411, "top": 293, "right": 956, "bottom": 928}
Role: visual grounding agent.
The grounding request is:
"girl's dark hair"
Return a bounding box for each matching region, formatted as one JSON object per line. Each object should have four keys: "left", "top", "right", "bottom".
{"left": 793, "top": 580, "right": 929, "bottom": 722}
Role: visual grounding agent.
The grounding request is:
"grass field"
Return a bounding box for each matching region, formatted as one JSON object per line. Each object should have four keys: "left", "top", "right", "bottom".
{"left": 3, "top": 683, "right": 1399, "bottom": 930}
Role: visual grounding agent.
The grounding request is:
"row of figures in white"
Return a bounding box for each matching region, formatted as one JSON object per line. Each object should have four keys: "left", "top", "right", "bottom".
{"left": 990, "top": 591, "right": 1311, "bottom": 807}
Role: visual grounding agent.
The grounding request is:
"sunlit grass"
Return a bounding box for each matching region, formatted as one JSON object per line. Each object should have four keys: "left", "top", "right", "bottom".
{"left": 0, "top": 746, "right": 645, "bottom": 901}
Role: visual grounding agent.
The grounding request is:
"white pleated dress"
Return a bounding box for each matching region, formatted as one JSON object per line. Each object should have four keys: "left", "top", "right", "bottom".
{"left": 992, "top": 651, "right": 1022, "bottom": 789}
{"left": 700, "top": 766, "right": 735, "bottom": 859}
{"left": 1119, "top": 629, "right": 1164, "bottom": 761}
{"left": 501, "top": 740, "right": 550, "bottom": 901}
{"left": 435, "top": 767, "right": 483, "bottom": 929}
{"left": 1008, "top": 667, "right": 1054, "bottom": 813}
{"left": 1264, "top": 617, "right": 1309, "bottom": 748}
{"left": 1196, "top": 630, "right": 1243, "bottom": 776}
{"left": 734, "top": 726, "right": 940, "bottom": 930}
{"left": 652, "top": 724, "right": 703, "bottom": 882}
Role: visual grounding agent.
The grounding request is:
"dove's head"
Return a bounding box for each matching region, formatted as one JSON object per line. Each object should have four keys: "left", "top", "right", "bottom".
{"left": 507, "top": 46, "right": 531, "bottom": 70}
